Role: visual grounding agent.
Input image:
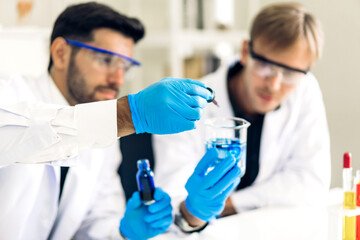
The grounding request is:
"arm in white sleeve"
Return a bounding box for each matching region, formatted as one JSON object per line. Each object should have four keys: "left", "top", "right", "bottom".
{"left": 153, "top": 127, "right": 205, "bottom": 210}
{"left": 74, "top": 145, "right": 126, "bottom": 240}
{"left": 0, "top": 100, "right": 117, "bottom": 165}
{"left": 231, "top": 78, "right": 331, "bottom": 212}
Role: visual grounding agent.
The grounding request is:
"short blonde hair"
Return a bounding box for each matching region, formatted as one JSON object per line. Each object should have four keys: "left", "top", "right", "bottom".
{"left": 250, "top": 3, "right": 324, "bottom": 63}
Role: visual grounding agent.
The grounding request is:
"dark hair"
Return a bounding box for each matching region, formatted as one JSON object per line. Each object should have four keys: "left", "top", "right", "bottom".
{"left": 48, "top": 2, "right": 145, "bottom": 72}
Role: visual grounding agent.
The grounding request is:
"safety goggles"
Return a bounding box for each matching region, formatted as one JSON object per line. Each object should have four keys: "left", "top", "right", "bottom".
{"left": 65, "top": 39, "right": 140, "bottom": 73}
{"left": 248, "top": 41, "right": 309, "bottom": 85}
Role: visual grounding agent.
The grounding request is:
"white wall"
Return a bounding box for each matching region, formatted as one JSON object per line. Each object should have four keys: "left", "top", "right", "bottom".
{"left": 0, "top": 29, "right": 49, "bottom": 76}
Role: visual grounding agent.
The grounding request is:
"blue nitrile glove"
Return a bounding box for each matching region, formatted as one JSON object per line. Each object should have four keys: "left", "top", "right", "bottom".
{"left": 120, "top": 188, "right": 173, "bottom": 240}
{"left": 128, "top": 78, "right": 212, "bottom": 134}
{"left": 184, "top": 148, "right": 241, "bottom": 222}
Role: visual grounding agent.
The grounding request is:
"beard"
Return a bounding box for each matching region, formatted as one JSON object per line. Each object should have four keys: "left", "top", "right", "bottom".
{"left": 66, "top": 56, "right": 96, "bottom": 104}
{"left": 66, "top": 55, "right": 119, "bottom": 104}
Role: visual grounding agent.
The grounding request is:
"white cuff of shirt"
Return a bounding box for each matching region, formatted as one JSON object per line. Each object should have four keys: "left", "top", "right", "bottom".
{"left": 74, "top": 99, "right": 118, "bottom": 151}
{"left": 230, "top": 189, "right": 264, "bottom": 213}
{"left": 1, "top": 100, "right": 118, "bottom": 165}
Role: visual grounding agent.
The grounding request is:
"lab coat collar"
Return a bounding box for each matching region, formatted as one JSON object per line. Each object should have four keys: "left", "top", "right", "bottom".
{"left": 35, "top": 72, "right": 70, "bottom": 106}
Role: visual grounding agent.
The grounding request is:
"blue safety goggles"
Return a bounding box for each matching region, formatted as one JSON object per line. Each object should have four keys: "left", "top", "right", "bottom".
{"left": 65, "top": 39, "right": 141, "bottom": 67}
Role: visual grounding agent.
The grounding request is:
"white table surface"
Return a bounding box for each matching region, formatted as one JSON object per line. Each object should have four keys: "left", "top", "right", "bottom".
{"left": 153, "top": 206, "right": 331, "bottom": 240}
{"left": 151, "top": 188, "right": 350, "bottom": 240}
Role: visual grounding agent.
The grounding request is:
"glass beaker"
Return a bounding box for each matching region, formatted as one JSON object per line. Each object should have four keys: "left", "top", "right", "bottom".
{"left": 204, "top": 117, "right": 250, "bottom": 178}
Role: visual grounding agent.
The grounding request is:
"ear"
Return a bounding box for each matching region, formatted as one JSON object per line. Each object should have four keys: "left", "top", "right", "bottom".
{"left": 240, "top": 39, "right": 249, "bottom": 66}
{"left": 50, "top": 37, "right": 72, "bottom": 71}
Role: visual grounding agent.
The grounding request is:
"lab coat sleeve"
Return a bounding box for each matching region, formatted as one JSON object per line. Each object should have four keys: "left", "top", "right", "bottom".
{"left": 153, "top": 127, "right": 205, "bottom": 211}
{"left": 74, "top": 145, "right": 126, "bottom": 240}
{"left": 0, "top": 100, "right": 117, "bottom": 165}
{"left": 230, "top": 78, "right": 331, "bottom": 212}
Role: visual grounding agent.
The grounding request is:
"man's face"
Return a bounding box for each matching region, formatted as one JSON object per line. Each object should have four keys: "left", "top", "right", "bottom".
{"left": 239, "top": 38, "right": 312, "bottom": 114}
{"left": 66, "top": 28, "right": 135, "bottom": 104}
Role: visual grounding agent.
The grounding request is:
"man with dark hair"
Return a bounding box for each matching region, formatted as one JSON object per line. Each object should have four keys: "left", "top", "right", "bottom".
{"left": 0, "top": 2, "right": 213, "bottom": 239}
{"left": 47, "top": 2, "right": 145, "bottom": 73}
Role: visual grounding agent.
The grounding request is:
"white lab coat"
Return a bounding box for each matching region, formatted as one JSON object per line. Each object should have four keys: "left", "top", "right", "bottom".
{"left": 154, "top": 61, "right": 331, "bottom": 212}
{"left": 0, "top": 74, "right": 125, "bottom": 239}
{"left": 0, "top": 75, "right": 117, "bottom": 165}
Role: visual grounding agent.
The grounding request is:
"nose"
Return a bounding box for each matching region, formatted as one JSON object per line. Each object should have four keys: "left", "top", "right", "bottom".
{"left": 266, "top": 71, "right": 282, "bottom": 91}
{"left": 107, "top": 67, "right": 125, "bottom": 88}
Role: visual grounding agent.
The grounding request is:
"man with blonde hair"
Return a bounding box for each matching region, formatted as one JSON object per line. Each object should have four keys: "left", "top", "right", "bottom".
{"left": 154, "top": 2, "right": 330, "bottom": 232}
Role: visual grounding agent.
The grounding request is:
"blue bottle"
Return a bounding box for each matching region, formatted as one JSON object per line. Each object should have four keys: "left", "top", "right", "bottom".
{"left": 136, "top": 159, "right": 155, "bottom": 205}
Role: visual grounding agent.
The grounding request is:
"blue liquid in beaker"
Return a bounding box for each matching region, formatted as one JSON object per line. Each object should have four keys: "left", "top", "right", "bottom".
{"left": 205, "top": 138, "right": 246, "bottom": 176}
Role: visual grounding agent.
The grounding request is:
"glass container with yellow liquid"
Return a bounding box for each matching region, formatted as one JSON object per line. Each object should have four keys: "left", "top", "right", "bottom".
{"left": 343, "top": 152, "right": 356, "bottom": 240}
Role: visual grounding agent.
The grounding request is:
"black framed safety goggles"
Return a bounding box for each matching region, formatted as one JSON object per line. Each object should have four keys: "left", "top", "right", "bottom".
{"left": 248, "top": 41, "right": 309, "bottom": 75}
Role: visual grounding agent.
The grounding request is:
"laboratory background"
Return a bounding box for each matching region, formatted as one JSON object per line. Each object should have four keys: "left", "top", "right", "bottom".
{"left": 0, "top": 0, "right": 359, "bottom": 190}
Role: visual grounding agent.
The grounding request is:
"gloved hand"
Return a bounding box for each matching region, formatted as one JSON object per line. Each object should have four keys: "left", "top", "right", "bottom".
{"left": 128, "top": 78, "right": 212, "bottom": 134}
{"left": 185, "top": 148, "right": 241, "bottom": 222}
{"left": 120, "top": 188, "right": 173, "bottom": 240}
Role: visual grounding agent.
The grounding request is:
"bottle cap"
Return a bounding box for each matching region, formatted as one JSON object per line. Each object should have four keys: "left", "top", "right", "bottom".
{"left": 137, "top": 159, "right": 150, "bottom": 170}
{"left": 343, "top": 152, "right": 352, "bottom": 168}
